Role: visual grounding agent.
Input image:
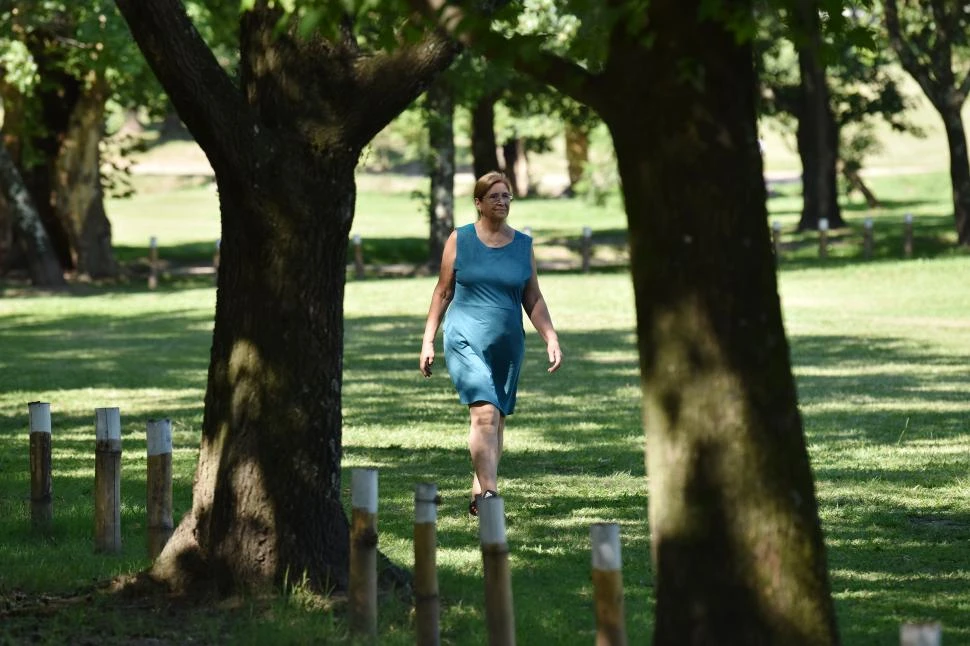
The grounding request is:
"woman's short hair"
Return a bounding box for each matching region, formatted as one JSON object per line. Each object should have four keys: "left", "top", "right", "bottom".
{"left": 473, "top": 171, "right": 511, "bottom": 201}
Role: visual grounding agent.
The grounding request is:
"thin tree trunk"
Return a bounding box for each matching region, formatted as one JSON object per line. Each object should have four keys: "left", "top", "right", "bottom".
{"left": 601, "top": 2, "right": 839, "bottom": 643}
{"left": 501, "top": 137, "right": 529, "bottom": 198}
{"left": 841, "top": 166, "right": 880, "bottom": 208}
{"left": 564, "top": 122, "right": 589, "bottom": 195}
{"left": 471, "top": 93, "right": 501, "bottom": 179}
{"left": 940, "top": 107, "right": 970, "bottom": 244}
{"left": 0, "top": 137, "right": 66, "bottom": 287}
{"left": 426, "top": 77, "right": 455, "bottom": 271}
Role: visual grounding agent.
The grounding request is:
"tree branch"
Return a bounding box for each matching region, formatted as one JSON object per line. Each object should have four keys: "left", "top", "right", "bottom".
{"left": 114, "top": 0, "right": 251, "bottom": 173}
{"left": 405, "top": 0, "right": 604, "bottom": 112}
{"left": 883, "top": 0, "right": 944, "bottom": 110}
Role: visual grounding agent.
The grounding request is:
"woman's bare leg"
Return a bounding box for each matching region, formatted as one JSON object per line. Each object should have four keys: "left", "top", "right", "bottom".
{"left": 469, "top": 403, "right": 505, "bottom": 495}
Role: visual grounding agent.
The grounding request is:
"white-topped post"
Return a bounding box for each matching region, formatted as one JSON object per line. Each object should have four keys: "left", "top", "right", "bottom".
{"left": 818, "top": 218, "right": 829, "bottom": 259}
{"left": 581, "top": 226, "right": 593, "bottom": 273}
{"left": 349, "top": 468, "right": 378, "bottom": 639}
{"left": 352, "top": 233, "right": 365, "bottom": 280}
{"left": 479, "top": 495, "right": 515, "bottom": 646}
{"left": 591, "top": 523, "right": 627, "bottom": 646}
{"left": 148, "top": 236, "right": 158, "bottom": 290}
{"left": 94, "top": 407, "right": 122, "bottom": 553}
{"left": 863, "top": 217, "right": 874, "bottom": 260}
{"left": 771, "top": 220, "right": 783, "bottom": 263}
{"left": 146, "top": 418, "right": 173, "bottom": 559}
{"left": 28, "top": 402, "right": 53, "bottom": 531}
{"left": 414, "top": 483, "right": 440, "bottom": 646}
{"left": 900, "top": 622, "right": 941, "bottom": 646}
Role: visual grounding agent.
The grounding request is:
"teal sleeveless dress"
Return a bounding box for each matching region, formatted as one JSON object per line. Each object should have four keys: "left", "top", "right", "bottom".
{"left": 444, "top": 223, "right": 533, "bottom": 415}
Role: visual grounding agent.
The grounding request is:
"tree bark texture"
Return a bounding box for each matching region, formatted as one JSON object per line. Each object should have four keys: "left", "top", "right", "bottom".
{"left": 794, "top": 2, "right": 843, "bottom": 231}
{"left": 116, "top": 0, "right": 457, "bottom": 594}
{"left": 471, "top": 92, "right": 501, "bottom": 179}
{"left": 0, "top": 137, "right": 66, "bottom": 286}
{"left": 884, "top": 0, "right": 970, "bottom": 245}
{"left": 596, "top": 2, "right": 839, "bottom": 644}
{"left": 426, "top": 77, "right": 455, "bottom": 271}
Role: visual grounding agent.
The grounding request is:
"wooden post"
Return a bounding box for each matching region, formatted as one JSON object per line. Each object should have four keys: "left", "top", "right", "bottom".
{"left": 771, "top": 220, "right": 782, "bottom": 263}
{"left": 353, "top": 234, "right": 365, "bottom": 280}
{"left": 480, "top": 495, "right": 515, "bottom": 646}
{"left": 94, "top": 407, "right": 122, "bottom": 553}
{"left": 900, "top": 622, "right": 941, "bottom": 646}
{"left": 904, "top": 213, "right": 914, "bottom": 259}
{"left": 28, "top": 401, "right": 53, "bottom": 532}
{"left": 414, "top": 483, "right": 440, "bottom": 646}
{"left": 349, "top": 468, "right": 378, "bottom": 640}
{"left": 146, "top": 418, "right": 173, "bottom": 560}
{"left": 863, "top": 217, "right": 874, "bottom": 260}
{"left": 591, "top": 523, "right": 627, "bottom": 646}
{"left": 581, "top": 226, "right": 593, "bottom": 273}
{"left": 818, "top": 218, "right": 829, "bottom": 259}
{"left": 148, "top": 236, "right": 158, "bottom": 290}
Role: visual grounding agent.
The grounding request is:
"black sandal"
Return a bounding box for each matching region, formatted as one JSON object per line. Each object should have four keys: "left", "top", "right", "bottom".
{"left": 468, "top": 490, "right": 498, "bottom": 517}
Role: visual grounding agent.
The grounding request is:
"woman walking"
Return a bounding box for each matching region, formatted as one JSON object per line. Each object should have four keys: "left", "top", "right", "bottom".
{"left": 420, "top": 171, "right": 563, "bottom": 516}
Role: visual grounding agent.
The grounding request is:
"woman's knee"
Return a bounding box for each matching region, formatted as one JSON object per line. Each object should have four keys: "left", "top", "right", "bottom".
{"left": 469, "top": 402, "right": 501, "bottom": 431}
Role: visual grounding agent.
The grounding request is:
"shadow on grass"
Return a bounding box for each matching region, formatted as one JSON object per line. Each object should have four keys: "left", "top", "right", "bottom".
{"left": 1, "top": 300, "right": 968, "bottom": 643}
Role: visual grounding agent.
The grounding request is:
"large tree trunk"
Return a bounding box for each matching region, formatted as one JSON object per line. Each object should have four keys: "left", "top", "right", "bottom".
{"left": 0, "top": 137, "right": 66, "bottom": 287}
{"left": 116, "top": 0, "right": 457, "bottom": 595}
{"left": 940, "top": 107, "right": 970, "bottom": 244}
{"left": 795, "top": 12, "right": 844, "bottom": 231}
{"left": 53, "top": 76, "right": 119, "bottom": 279}
{"left": 601, "top": 2, "right": 839, "bottom": 644}
{"left": 471, "top": 92, "right": 501, "bottom": 178}
{"left": 426, "top": 77, "right": 455, "bottom": 271}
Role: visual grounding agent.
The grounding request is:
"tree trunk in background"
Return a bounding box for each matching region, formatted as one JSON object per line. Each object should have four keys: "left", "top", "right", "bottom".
{"left": 939, "top": 108, "right": 970, "bottom": 244}
{"left": 53, "top": 75, "right": 119, "bottom": 278}
{"left": 884, "top": 0, "right": 970, "bottom": 246}
{"left": 501, "top": 137, "right": 529, "bottom": 197}
{"left": 795, "top": 7, "right": 843, "bottom": 231}
{"left": 564, "top": 122, "right": 589, "bottom": 194}
{"left": 116, "top": 0, "right": 458, "bottom": 595}
{"left": 426, "top": 77, "right": 455, "bottom": 271}
{"left": 600, "top": 1, "right": 840, "bottom": 642}
{"left": 471, "top": 92, "right": 501, "bottom": 179}
{"left": 0, "top": 138, "right": 66, "bottom": 286}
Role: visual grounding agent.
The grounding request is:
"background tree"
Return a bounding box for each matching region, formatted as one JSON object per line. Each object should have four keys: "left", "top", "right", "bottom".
{"left": 414, "top": 0, "right": 840, "bottom": 642}
{"left": 114, "top": 0, "right": 457, "bottom": 594}
{"left": 883, "top": 0, "right": 970, "bottom": 245}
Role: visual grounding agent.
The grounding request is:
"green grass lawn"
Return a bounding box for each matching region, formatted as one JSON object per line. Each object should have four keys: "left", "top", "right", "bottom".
{"left": 2, "top": 169, "right": 970, "bottom": 643}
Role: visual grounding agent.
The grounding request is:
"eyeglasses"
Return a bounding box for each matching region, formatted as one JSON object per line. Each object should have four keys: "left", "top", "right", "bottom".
{"left": 483, "top": 192, "right": 514, "bottom": 204}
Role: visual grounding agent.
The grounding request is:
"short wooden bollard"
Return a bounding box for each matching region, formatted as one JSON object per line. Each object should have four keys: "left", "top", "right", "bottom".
{"left": 94, "top": 407, "right": 122, "bottom": 553}
{"left": 591, "top": 523, "right": 627, "bottom": 646}
{"left": 771, "top": 220, "right": 782, "bottom": 263}
{"left": 28, "top": 401, "right": 53, "bottom": 532}
{"left": 580, "top": 226, "right": 593, "bottom": 273}
{"left": 863, "top": 217, "right": 874, "bottom": 260}
{"left": 414, "top": 483, "right": 440, "bottom": 646}
{"left": 353, "top": 234, "right": 365, "bottom": 280}
{"left": 818, "top": 218, "right": 829, "bottom": 259}
{"left": 900, "top": 621, "right": 941, "bottom": 646}
{"left": 148, "top": 236, "right": 158, "bottom": 290}
{"left": 349, "top": 468, "right": 378, "bottom": 640}
{"left": 480, "top": 495, "right": 515, "bottom": 646}
{"left": 904, "top": 213, "right": 914, "bottom": 259}
{"left": 146, "top": 418, "right": 173, "bottom": 559}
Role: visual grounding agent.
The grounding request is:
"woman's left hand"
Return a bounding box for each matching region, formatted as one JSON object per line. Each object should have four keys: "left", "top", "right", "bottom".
{"left": 546, "top": 340, "right": 562, "bottom": 373}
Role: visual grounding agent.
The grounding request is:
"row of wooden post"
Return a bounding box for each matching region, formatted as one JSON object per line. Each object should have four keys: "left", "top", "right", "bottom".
{"left": 772, "top": 214, "right": 916, "bottom": 262}
{"left": 27, "top": 402, "right": 173, "bottom": 558}
{"left": 349, "top": 226, "right": 599, "bottom": 280}
{"left": 348, "top": 468, "right": 628, "bottom": 646}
